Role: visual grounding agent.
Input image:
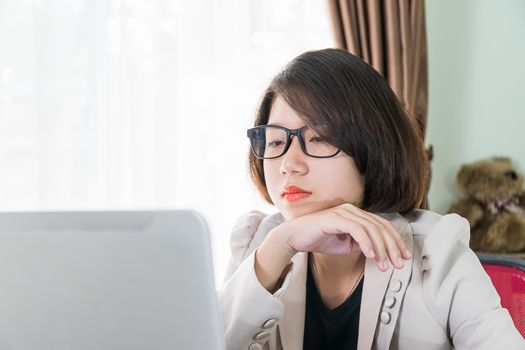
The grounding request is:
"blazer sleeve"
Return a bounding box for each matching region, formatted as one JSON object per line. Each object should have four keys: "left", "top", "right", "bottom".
{"left": 218, "top": 211, "right": 294, "bottom": 350}
{"left": 421, "top": 213, "right": 525, "bottom": 349}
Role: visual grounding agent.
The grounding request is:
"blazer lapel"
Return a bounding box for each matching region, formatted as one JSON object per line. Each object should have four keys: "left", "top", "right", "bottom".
{"left": 357, "top": 213, "right": 413, "bottom": 350}
{"left": 357, "top": 256, "right": 394, "bottom": 350}
{"left": 279, "top": 251, "right": 308, "bottom": 350}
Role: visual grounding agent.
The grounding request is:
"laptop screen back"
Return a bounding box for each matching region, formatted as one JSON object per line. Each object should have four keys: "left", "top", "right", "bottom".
{"left": 0, "top": 210, "right": 224, "bottom": 350}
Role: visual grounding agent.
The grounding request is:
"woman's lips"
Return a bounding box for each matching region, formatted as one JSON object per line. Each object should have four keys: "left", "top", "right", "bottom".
{"left": 281, "top": 185, "right": 312, "bottom": 202}
{"left": 283, "top": 192, "right": 311, "bottom": 202}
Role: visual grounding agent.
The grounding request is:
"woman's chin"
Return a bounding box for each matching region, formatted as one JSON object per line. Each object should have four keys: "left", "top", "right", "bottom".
{"left": 280, "top": 204, "right": 325, "bottom": 221}
{"left": 282, "top": 211, "right": 306, "bottom": 221}
{"left": 279, "top": 197, "right": 350, "bottom": 221}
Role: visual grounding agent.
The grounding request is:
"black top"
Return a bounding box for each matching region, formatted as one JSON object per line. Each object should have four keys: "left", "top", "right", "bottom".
{"left": 303, "top": 258, "right": 363, "bottom": 350}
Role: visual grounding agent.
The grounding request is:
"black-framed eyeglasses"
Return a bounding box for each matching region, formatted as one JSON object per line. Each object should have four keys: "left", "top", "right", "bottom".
{"left": 246, "top": 125, "right": 341, "bottom": 159}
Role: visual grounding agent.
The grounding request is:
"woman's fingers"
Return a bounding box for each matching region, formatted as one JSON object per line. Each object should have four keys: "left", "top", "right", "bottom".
{"left": 335, "top": 211, "right": 391, "bottom": 271}
{"left": 330, "top": 216, "right": 376, "bottom": 260}
{"left": 354, "top": 212, "right": 407, "bottom": 267}
{"left": 345, "top": 205, "right": 411, "bottom": 260}
{"left": 336, "top": 205, "right": 410, "bottom": 270}
{"left": 369, "top": 212, "right": 412, "bottom": 259}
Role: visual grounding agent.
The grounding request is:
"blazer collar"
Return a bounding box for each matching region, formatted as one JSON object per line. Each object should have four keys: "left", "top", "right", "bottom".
{"left": 277, "top": 212, "right": 413, "bottom": 350}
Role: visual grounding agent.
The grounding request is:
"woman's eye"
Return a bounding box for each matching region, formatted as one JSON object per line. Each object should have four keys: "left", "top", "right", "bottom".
{"left": 309, "top": 136, "right": 325, "bottom": 143}
{"left": 267, "top": 140, "right": 285, "bottom": 148}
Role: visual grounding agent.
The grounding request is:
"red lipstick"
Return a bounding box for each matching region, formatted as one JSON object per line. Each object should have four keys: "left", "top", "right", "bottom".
{"left": 281, "top": 185, "right": 312, "bottom": 202}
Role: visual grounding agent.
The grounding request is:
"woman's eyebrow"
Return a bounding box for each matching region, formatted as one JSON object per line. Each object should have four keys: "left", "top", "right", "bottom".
{"left": 266, "top": 122, "right": 309, "bottom": 129}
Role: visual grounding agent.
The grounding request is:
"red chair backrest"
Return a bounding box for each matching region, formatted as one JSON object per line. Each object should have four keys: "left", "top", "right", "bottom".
{"left": 479, "top": 254, "right": 525, "bottom": 338}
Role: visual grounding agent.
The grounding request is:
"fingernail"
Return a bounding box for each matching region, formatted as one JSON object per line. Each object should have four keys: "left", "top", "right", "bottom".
{"left": 383, "top": 260, "right": 389, "bottom": 270}
{"left": 397, "top": 258, "right": 404, "bottom": 269}
{"left": 404, "top": 248, "right": 412, "bottom": 259}
{"left": 368, "top": 248, "right": 375, "bottom": 258}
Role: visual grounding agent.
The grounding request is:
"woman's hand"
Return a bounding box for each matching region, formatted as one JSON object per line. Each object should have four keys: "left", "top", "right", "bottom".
{"left": 254, "top": 203, "right": 412, "bottom": 293}
{"left": 284, "top": 203, "right": 411, "bottom": 271}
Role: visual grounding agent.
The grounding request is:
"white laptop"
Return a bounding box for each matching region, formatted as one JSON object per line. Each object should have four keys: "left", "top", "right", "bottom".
{"left": 0, "top": 210, "right": 225, "bottom": 350}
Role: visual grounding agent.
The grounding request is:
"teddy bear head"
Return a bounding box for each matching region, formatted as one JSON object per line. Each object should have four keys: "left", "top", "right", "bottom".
{"left": 456, "top": 157, "right": 524, "bottom": 203}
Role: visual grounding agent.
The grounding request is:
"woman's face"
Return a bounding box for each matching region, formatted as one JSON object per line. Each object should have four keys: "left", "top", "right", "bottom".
{"left": 264, "top": 95, "right": 365, "bottom": 221}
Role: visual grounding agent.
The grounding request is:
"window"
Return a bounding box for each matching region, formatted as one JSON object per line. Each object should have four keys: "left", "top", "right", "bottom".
{"left": 0, "top": 0, "right": 334, "bottom": 283}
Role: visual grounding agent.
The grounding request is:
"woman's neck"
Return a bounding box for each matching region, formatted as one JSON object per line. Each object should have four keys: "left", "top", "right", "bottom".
{"left": 311, "top": 251, "right": 364, "bottom": 278}
{"left": 310, "top": 251, "right": 365, "bottom": 310}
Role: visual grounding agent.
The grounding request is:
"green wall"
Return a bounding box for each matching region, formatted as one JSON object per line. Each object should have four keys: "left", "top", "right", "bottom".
{"left": 425, "top": 0, "right": 525, "bottom": 213}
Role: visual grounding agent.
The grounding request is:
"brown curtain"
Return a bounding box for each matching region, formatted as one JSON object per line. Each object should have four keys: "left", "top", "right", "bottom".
{"left": 326, "top": 0, "right": 428, "bottom": 135}
{"left": 326, "top": 0, "right": 432, "bottom": 208}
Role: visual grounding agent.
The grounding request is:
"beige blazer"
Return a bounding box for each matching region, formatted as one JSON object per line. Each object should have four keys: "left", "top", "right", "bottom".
{"left": 218, "top": 210, "right": 525, "bottom": 350}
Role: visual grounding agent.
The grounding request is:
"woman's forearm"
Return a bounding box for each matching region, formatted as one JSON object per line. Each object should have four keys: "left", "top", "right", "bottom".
{"left": 254, "top": 224, "right": 297, "bottom": 293}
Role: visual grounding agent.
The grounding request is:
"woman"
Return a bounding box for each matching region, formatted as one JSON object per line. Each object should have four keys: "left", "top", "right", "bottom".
{"left": 218, "top": 49, "right": 524, "bottom": 350}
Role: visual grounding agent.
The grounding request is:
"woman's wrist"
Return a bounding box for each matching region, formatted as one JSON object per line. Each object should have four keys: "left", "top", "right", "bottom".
{"left": 254, "top": 224, "right": 297, "bottom": 293}
{"left": 277, "top": 221, "right": 299, "bottom": 257}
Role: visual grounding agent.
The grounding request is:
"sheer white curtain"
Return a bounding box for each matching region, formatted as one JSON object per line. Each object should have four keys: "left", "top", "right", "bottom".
{"left": 0, "top": 0, "right": 334, "bottom": 283}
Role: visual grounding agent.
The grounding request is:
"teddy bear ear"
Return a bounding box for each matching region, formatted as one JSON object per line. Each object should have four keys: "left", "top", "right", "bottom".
{"left": 492, "top": 156, "right": 511, "bottom": 164}
{"left": 456, "top": 164, "right": 476, "bottom": 192}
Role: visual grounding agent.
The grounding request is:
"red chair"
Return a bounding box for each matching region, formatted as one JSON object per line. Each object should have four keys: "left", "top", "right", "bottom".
{"left": 478, "top": 253, "right": 525, "bottom": 337}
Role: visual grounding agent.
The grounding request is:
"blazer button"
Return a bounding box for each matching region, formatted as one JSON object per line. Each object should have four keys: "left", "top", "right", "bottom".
{"left": 253, "top": 331, "right": 271, "bottom": 341}
{"left": 380, "top": 311, "right": 391, "bottom": 324}
{"left": 390, "top": 279, "right": 402, "bottom": 292}
{"left": 248, "top": 343, "right": 262, "bottom": 350}
{"left": 384, "top": 296, "right": 396, "bottom": 308}
{"left": 262, "top": 318, "right": 278, "bottom": 329}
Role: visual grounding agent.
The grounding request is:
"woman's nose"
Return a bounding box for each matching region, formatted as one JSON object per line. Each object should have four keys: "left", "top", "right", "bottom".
{"left": 279, "top": 136, "right": 308, "bottom": 175}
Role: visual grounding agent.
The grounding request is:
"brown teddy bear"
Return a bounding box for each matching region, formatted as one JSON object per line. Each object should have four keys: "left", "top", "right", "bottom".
{"left": 448, "top": 156, "right": 525, "bottom": 253}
